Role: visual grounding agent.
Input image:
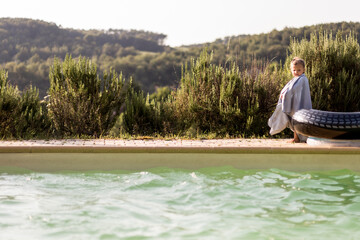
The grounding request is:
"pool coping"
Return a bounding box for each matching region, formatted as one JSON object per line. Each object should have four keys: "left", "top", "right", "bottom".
{"left": 0, "top": 139, "right": 360, "bottom": 154}
{"left": 1, "top": 139, "right": 360, "bottom": 172}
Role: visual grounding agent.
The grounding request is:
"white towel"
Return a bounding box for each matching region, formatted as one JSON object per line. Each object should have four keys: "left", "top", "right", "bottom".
{"left": 268, "top": 74, "right": 312, "bottom": 135}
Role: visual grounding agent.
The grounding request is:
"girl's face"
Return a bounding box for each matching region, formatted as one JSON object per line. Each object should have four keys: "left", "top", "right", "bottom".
{"left": 290, "top": 63, "right": 305, "bottom": 77}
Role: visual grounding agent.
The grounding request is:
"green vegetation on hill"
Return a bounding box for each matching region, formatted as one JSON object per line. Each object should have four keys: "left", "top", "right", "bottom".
{"left": 210, "top": 21, "right": 360, "bottom": 63}
{"left": 2, "top": 28, "right": 360, "bottom": 139}
{"left": 2, "top": 18, "right": 360, "bottom": 98}
{"left": 0, "top": 18, "right": 169, "bottom": 96}
{"left": 2, "top": 18, "right": 360, "bottom": 139}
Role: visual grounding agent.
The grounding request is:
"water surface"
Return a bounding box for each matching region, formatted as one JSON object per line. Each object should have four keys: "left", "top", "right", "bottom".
{"left": 1, "top": 167, "right": 360, "bottom": 239}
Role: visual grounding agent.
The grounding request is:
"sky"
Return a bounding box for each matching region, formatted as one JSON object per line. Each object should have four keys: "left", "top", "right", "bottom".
{"left": 2, "top": 0, "right": 360, "bottom": 47}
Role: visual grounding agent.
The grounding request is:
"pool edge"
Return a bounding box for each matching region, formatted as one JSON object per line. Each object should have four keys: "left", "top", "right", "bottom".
{"left": 0, "top": 145, "right": 360, "bottom": 154}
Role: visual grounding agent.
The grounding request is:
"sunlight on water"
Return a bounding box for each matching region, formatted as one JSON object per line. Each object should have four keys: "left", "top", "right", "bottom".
{"left": 1, "top": 167, "right": 360, "bottom": 239}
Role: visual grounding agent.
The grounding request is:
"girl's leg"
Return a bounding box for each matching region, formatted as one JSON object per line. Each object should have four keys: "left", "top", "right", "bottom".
{"left": 287, "top": 132, "right": 300, "bottom": 143}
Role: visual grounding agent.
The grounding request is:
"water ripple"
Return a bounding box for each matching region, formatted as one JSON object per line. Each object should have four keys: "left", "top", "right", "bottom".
{"left": 1, "top": 167, "right": 360, "bottom": 239}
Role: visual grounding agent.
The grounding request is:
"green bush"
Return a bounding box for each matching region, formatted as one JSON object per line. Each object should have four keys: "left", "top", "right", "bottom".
{"left": 0, "top": 70, "right": 20, "bottom": 138}
{"left": 288, "top": 31, "right": 360, "bottom": 111}
{"left": 0, "top": 69, "right": 49, "bottom": 139}
{"left": 171, "top": 50, "right": 283, "bottom": 137}
{"left": 4, "top": 29, "right": 360, "bottom": 140}
{"left": 121, "top": 81, "right": 175, "bottom": 136}
{"left": 48, "top": 55, "right": 125, "bottom": 137}
{"left": 122, "top": 84, "right": 154, "bottom": 135}
{"left": 16, "top": 86, "right": 50, "bottom": 138}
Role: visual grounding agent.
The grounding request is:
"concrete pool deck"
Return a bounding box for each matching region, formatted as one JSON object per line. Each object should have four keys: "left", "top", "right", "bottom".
{"left": 0, "top": 139, "right": 359, "bottom": 172}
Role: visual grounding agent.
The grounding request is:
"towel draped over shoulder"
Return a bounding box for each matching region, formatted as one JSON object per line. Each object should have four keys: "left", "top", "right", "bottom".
{"left": 268, "top": 74, "right": 312, "bottom": 135}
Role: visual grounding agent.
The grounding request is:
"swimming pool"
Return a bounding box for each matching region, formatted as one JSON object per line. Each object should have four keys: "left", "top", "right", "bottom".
{"left": 1, "top": 141, "right": 360, "bottom": 239}
{"left": 1, "top": 167, "right": 360, "bottom": 239}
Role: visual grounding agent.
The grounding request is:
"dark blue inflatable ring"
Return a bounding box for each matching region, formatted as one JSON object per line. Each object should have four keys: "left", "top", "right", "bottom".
{"left": 292, "top": 109, "right": 360, "bottom": 139}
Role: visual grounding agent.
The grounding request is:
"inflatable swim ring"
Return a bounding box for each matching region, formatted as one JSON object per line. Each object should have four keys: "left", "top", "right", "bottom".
{"left": 292, "top": 109, "right": 360, "bottom": 139}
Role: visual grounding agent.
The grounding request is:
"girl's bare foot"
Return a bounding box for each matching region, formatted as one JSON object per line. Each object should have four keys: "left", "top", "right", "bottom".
{"left": 288, "top": 132, "right": 301, "bottom": 143}
{"left": 288, "top": 133, "right": 301, "bottom": 143}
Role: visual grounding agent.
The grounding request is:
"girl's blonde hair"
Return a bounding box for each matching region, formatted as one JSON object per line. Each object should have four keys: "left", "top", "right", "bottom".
{"left": 291, "top": 57, "right": 305, "bottom": 68}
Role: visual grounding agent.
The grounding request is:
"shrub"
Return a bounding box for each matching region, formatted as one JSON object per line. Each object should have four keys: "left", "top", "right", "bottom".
{"left": 0, "top": 69, "right": 49, "bottom": 139}
{"left": 121, "top": 84, "right": 154, "bottom": 135}
{"left": 16, "top": 86, "right": 50, "bottom": 138}
{"left": 171, "top": 50, "right": 283, "bottom": 137}
{"left": 48, "top": 55, "right": 125, "bottom": 137}
{"left": 288, "top": 31, "right": 360, "bottom": 111}
{"left": 121, "top": 81, "right": 175, "bottom": 136}
{"left": 0, "top": 70, "right": 20, "bottom": 138}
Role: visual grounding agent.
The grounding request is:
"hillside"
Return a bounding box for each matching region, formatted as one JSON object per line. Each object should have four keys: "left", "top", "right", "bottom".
{"left": 0, "top": 18, "right": 170, "bottom": 96}
{"left": 0, "top": 18, "right": 166, "bottom": 62}
{"left": 1, "top": 18, "right": 360, "bottom": 97}
{"left": 208, "top": 21, "right": 360, "bottom": 63}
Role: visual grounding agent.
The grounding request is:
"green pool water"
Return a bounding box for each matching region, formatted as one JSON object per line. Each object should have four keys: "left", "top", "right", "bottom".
{"left": 1, "top": 167, "right": 360, "bottom": 240}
